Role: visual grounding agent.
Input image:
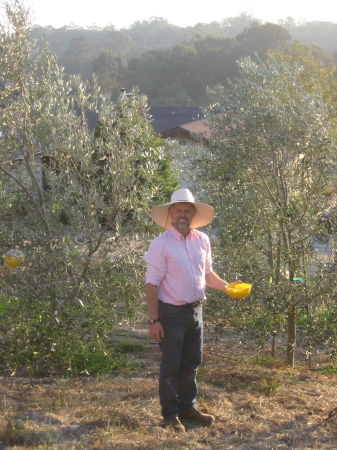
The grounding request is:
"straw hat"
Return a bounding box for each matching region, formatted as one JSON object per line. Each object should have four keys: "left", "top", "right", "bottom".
{"left": 150, "top": 188, "right": 214, "bottom": 229}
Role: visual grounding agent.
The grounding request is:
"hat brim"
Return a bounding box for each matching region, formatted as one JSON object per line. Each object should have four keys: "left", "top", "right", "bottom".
{"left": 151, "top": 201, "right": 214, "bottom": 229}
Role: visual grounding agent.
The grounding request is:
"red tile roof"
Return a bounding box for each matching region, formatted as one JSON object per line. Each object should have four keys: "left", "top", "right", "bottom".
{"left": 179, "top": 118, "right": 211, "bottom": 139}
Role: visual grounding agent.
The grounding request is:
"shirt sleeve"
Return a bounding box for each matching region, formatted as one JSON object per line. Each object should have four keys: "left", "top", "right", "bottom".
{"left": 205, "top": 235, "right": 213, "bottom": 274}
{"left": 143, "top": 238, "right": 167, "bottom": 286}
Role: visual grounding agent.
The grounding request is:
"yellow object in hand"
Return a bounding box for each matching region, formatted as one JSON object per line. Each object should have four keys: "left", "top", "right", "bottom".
{"left": 226, "top": 282, "right": 252, "bottom": 299}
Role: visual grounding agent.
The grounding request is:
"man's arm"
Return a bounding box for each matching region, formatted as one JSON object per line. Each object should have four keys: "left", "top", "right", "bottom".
{"left": 146, "top": 283, "right": 164, "bottom": 342}
{"left": 205, "top": 271, "right": 242, "bottom": 293}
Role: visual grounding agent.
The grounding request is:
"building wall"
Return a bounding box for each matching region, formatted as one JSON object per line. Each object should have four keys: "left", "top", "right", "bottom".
{"left": 165, "top": 134, "right": 208, "bottom": 189}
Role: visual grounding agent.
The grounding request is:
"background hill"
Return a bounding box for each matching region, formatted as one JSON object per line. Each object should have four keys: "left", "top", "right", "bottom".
{"left": 30, "top": 14, "right": 337, "bottom": 106}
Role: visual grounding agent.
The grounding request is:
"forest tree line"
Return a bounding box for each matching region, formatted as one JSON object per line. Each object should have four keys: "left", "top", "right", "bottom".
{"left": 29, "top": 14, "right": 337, "bottom": 107}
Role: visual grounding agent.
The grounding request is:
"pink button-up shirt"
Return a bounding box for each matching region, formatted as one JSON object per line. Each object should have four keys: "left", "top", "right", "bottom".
{"left": 144, "top": 225, "right": 213, "bottom": 305}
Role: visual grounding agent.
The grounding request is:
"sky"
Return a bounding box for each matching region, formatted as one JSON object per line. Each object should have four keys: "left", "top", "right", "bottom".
{"left": 22, "top": 0, "right": 337, "bottom": 29}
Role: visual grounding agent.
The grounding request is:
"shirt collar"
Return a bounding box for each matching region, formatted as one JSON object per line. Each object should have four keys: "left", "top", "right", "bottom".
{"left": 168, "top": 224, "right": 194, "bottom": 240}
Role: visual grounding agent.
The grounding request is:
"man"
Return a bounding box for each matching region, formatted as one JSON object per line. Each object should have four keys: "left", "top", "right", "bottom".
{"left": 144, "top": 188, "right": 241, "bottom": 433}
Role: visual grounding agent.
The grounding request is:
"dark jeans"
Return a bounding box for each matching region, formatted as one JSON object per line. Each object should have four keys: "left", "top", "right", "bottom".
{"left": 158, "top": 300, "right": 203, "bottom": 419}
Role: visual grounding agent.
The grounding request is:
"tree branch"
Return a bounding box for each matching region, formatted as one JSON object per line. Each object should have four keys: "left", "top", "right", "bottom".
{"left": 0, "top": 164, "right": 51, "bottom": 239}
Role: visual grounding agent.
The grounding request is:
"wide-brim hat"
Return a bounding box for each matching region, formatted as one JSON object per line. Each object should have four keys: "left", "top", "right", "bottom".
{"left": 151, "top": 188, "right": 214, "bottom": 229}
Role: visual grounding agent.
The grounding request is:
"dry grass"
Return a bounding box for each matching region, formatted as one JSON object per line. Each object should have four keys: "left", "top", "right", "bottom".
{"left": 1, "top": 325, "right": 337, "bottom": 449}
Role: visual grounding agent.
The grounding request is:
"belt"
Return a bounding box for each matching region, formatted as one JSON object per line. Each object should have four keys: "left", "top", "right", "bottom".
{"left": 158, "top": 300, "right": 203, "bottom": 308}
{"left": 182, "top": 300, "right": 203, "bottom": 308}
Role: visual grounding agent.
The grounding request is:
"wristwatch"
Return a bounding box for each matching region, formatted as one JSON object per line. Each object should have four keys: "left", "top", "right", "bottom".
{"left": 148, "top": 318, "right": 159, "bottom": 325}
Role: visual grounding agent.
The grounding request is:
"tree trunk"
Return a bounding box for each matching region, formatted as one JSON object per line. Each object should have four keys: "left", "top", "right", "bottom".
{"left": 286, "top": 306, "right": 296, "bottom": 367}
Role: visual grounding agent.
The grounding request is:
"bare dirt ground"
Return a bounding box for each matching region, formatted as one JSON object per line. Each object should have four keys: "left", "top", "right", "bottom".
{"left": 1, "top": 322, "right": 337, "bottom": 449}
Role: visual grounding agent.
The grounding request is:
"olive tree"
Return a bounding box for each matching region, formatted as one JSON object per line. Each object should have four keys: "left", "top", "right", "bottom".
{"left": 188, "top": 57, "right": 336, "bottom": 366}
{"left": 0, "top": 0, "right": 177, "bottom": 375}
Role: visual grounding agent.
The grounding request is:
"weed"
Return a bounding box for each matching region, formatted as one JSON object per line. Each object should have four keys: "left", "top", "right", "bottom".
{"left": 66, "top": 343, "right": 141, "bottom": 375}
{"left": 115, "top": 340, "right": 146, "bottom": 353}
{"left": 318, "top": 365, "right": 337, "bottom": 374}
{"left": 2, "top": 419, "right": 25, "bottom": 445}
{"left": 255, "top": 377, "right": 282, "bottom": 395}
{"left": 250, "top": 354, "right": 285, "bottom": 369}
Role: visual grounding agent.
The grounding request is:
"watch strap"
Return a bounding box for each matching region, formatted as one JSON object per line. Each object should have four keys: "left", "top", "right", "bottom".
{"left": 148, "top": 318, "right": 159, "bottom": 325}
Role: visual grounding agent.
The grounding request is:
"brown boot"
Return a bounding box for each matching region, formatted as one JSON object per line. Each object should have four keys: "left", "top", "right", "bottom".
{"left": 179, "top": 407, "right": 215, "bottom": 426}
{"left": 163, "top": 417, "right": 186, "bottom": 433}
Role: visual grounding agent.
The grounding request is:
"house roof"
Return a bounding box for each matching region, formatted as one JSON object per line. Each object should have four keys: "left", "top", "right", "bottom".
{"left": 78, "top": 107, "right": 207, "bottom": 137}
{"left": 179, "top": 118, "right": 211, "bottom": 138}
{"left": 160, "top": 117, "right": 211, "bottom": 141}
{"left": 148, "top": 107, "right": 204, "bottom": 134}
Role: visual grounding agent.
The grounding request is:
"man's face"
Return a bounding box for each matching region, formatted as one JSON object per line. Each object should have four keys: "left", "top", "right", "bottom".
{"left": 170, "top": 203, "right": 196, "bottom": 233}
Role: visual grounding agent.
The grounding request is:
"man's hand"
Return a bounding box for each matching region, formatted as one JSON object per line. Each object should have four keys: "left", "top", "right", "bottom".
{"left": 224, "top": 280, "right": 243, "bottom": 294}
{"left": 149, "top": 321, "right": 164, "bottom": 342}
{"left": 206, "top": 271, "right": 242, "bottom": 293}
